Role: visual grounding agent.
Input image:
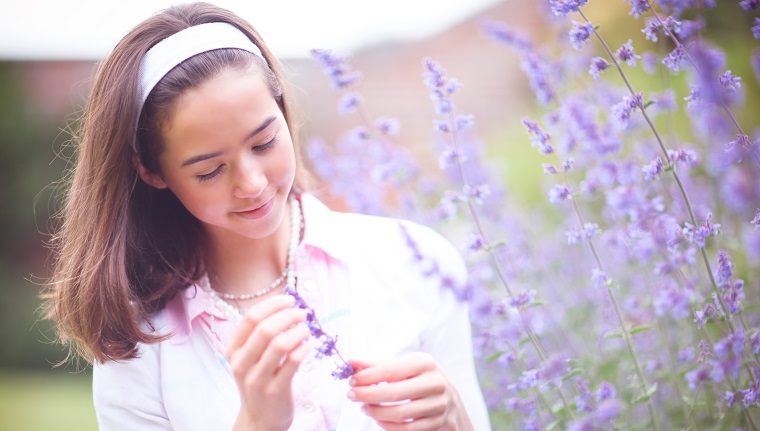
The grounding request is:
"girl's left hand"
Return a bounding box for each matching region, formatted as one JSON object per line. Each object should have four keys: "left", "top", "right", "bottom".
{"left": 347, "top": 353, "right": 475, "bottom": 431}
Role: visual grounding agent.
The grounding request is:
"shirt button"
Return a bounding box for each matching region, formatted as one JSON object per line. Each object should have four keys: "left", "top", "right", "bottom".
{"left": 301, "top": 399, "right": 316, "bottom": 413}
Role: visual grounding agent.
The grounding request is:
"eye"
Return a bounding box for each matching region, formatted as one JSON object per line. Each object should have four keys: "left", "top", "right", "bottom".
{"left": 196, "top": 165, "right": 225, "bottom": 182}
{"left": 253, "top": 136, "right": 279, "bottom": 152}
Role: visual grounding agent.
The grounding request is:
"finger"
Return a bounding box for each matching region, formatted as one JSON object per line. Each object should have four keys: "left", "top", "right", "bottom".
{"left": 226, "top": 294, "right": 296, "bottom": 356}
{"left": 350, "top": 375, "right": 443, "bottom": 404}
{"left": 351, "top": 353, "right": 436, "bottom": 387}
{"left": 229, "top": 307, "right": 308, "bottom": 377}
{"left": 256, "top": 323, "right": 311, "bottom": 377}
{"left": 272, "top": 341, "right": 311, "bottom": 386}
{"left": 375, "top": 415, "right": 444, "bottom": 431}
{"left": 362, "top": 396, "right": 446, "bottom": 423}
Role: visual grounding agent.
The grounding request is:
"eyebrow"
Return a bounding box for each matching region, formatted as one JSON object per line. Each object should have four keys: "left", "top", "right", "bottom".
{"left": 181, "top": 116, "right": 278, "bottom": 167}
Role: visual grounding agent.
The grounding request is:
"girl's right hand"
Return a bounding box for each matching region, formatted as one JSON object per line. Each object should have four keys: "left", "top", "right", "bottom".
{"left": 226, "top": 294, "right": 311, "bottom": 431}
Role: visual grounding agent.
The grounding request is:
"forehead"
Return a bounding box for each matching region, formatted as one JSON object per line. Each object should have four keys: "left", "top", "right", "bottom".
{"left": 160, "top": 66, "right": 281, "bottom": 153}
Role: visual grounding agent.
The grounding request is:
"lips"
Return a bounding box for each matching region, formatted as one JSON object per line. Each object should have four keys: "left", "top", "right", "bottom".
{"left": 234, "top": 195, "right": 275, "bottom": 220}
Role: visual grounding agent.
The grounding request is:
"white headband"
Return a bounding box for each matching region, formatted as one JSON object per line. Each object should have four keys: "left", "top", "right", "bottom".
{"left": 137, "top": 22, "right": 266, "bottom": 110}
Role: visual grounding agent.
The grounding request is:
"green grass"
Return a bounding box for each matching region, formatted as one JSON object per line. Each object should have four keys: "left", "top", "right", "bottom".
{"left": 0, "top": 369, "right": 97, "bottom": 431}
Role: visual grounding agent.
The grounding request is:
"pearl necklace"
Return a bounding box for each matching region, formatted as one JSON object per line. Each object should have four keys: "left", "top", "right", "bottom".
{"left": 204, "top": 196, "right": 302, "bottom": 325}
{"left": 209, "top": 269, "right": 287, "bottom": 300}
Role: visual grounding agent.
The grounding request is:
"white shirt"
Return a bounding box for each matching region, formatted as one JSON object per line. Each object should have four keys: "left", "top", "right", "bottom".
{"left": 93, "top": 194, "right": 492, "bottom": 431}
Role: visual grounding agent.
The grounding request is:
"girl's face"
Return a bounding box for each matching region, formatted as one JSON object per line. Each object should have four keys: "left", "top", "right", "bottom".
{"left": 145, "top": 66, "right": 296, "bottom": 242}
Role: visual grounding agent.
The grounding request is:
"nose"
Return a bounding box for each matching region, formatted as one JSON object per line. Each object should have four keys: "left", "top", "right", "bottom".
{"left": 232, "top": 157, "right": 267, "bottom": 199}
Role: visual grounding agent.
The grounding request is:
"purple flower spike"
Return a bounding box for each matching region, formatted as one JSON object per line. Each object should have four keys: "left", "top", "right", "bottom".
{"left": 310, "top": 49, "right": 362, "bottom": 90}
{"left": 662, "top": 46, "right": 686, "bottom": 73}
{"left": 752, "top": 209, "right": 760, "bottom": 230}
{"left": 522, "top": 117, "right": 554, "bottom": 154}
{"left": 615, "top": 40, "right": 641, "bottom": 66}
{"left": 741, "top": 0, "right": 760, "bottom": 11}
{"left": 589, "top": 57, "right": 610, "bottom": 80}
{"left": 548, "top": 184, "right": 573, "bottom": 203}
{"left": 569, "top": 21, "right": 595, "bottom": 49}
{"left": 549, "top": 0, "right": 590, "bottom": 16}
{"left": 752, "top": 17, "right": 760, "bottom": 39}
{"left": 284, "top": 285, "right": 355, "bottom": 380}
{"left": 626, "top": 0, "right": 651, "bottom": 18}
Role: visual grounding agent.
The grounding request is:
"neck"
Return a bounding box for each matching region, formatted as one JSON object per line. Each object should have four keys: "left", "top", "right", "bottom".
{"left": 204, "top": 199, "right": 294, "bottom": 296}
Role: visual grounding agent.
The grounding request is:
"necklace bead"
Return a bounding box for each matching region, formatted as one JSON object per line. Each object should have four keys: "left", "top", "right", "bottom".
{"left": 204, "top": 196, "right": 302, "bottom": 322}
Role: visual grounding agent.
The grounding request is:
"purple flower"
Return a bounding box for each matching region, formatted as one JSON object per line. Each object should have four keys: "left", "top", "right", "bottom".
{"left": 642, "top": 19, "right": 660, "bottom": 42}
{"left": 611, "top": 92, "right": 644, "bottom": 128}
{"left": 751, "top": 331, "right": 760, "bottom": 354}
{"left": 566, "top": 223, "right": 599, "bottom": 244}
{"left": 466, "top": 234, "right": 485, "bottom": 254}
{"left": 690, "top": 42, "right": 726, "bottom": 105}
{"left": 310, "top": 49, "right": 362, "bottom": 89}
{"left": 422, "top": 58, "right": 459, "bottom": 115}
{"left": 375, "top": 117, "right": 400, "bottom": 136}
{"left": 522, "top": 117, "right": 554, "bottom": 154}
{"left": 725, "top": 134, "right": 752, "bottom": 153}
{"left": 668, "top": 147, "right": 699, "bottom": 166}
{"left": 662, "top": 46, "right": 686, "bottom": 72}
{"left": 681, "top": 212, "right": 721, "bottom": 248}
{"left": 694, "top": 303, "right": 716, "bottom": 329}
{"left": 684, "top": 84, "right": 700, "bottom": 109}
{"left": 592, "top": 268, "right": 608, "bottom": 288}
{"left": 753, "top": 50, "right": 760, "bottom": 84}
{"left": 337, "top": 92, "right": 361, "bottom": 115}
{"left": 725, "top": 391, "right": 737, "bottom": 408}
{"left": 741, "top": 0, "right": 760, "bottom": 11}
{"left": 481, "top": 21, "right": 533, "bottom": 50}
{"left": 719, "top": 70, "right": 742, "bottom": 91}
{"left": 550, "top": 0, "right": 590, "bottom": 15}
{"left": 741, "top": 382, "right": 760, "bottom": 408}
{"left": 752, "top": 209, "right": 760, "bottom": 230}
{"left": 626, "top": 0, "right": 651, "bottom": 18}
{"left": 753, "top": 17, "right": 760, "bottom": 39}
{"left": 463, "top": 184, "right": 491, "bottom": 203}
{"left": 716, "top": 250, "right": 734, "bottom": 287}
{"left": 615, "top": 40, "right": 641, "bottom": 66}
{"left": 589, "top": 57, "right": 610, "bottom": 80}
{"left": 569, "top": 21, "right": 595, "bottom": 49}
{"left": 284, "top": 285, "right": 354, "bottom": 380}
{"left": 575, "top": 377, "right": 594, "bottom": 412}
{"left": 642, "top": 156, "right": 664, "bottom": 181}
{"left": 597, "top": 381, "right": 617, "bottom": 401}
{"left": 549, "top": 184, "right": 573, "bottom": 203}
{"left": 509, "top": 289, "right": 537, "bottom": 309}
{"left": 456, "top": 114, "right": 475, "bottom": 131}
{"left": 331, "top": 362, "right": 355, "bottom": 380}
{"left": 685, "top": 367, "right": 709, "bottom": 390}
{"left": 542, "top": 163, "right": 559, "bottom": 175}
{"left": 520, "top": 51, "right": 556, "bottom": 105}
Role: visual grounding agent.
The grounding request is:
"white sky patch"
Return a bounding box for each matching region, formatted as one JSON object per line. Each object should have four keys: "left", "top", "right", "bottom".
{"left": 0, "top": 0, "right": 501, "bottom": 60}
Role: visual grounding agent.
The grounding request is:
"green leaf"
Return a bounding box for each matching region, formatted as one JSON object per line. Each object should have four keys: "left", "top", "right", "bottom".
{"left": 630, "top": 325, "right": 654, "bottom": 335}
{"left": 563, "top": 368, "right": 582, "bottom": 382}
{"left": 485, "top": 351, "right": 505, "bottom": 364}
{"left": 632, "top": 383, "right": 658, "bottom": 404}
{"left": 605, "top": 330, "right": 624, "bottom": 339}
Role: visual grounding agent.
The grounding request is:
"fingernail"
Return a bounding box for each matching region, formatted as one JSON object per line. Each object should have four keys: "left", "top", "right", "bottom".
{"left": 349, "top": 377, "right": 356, "bottom": 386}
{"left": 347, "top": 390, "right": 356, "bottom": 401}
{"left": 360, "top": 405, "right": 367, "bottom": 414}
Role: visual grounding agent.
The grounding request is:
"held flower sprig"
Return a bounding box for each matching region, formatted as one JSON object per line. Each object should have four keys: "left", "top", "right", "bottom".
{"left": 284, "top": 285, "right": 354, "bottom": 380}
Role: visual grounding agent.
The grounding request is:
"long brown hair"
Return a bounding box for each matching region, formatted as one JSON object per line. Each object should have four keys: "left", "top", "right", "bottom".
{"left": 44, "top": 2, "right": 309, "bottom": 364}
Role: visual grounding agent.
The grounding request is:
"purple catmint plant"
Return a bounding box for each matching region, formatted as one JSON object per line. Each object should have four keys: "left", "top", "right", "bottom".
{"left": 307, "top": 0, "right": 760, "bottom": 428}
{"left": 284, "top": 285, "right": 354, "bottom": 380}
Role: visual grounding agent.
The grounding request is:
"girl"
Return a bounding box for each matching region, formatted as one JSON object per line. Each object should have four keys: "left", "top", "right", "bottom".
{"left": 45, "top": 2, "right": 490, "bottom": 430}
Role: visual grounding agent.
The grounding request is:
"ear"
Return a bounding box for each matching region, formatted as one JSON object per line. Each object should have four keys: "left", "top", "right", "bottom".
{"left": 132, "top": 152, "right": 168, "bottom": 189}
